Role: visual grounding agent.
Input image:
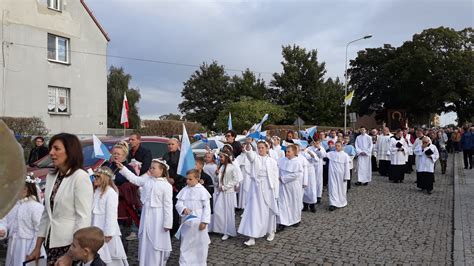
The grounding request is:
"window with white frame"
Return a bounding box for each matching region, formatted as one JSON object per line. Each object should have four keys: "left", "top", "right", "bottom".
{"left": 48, "top": 87, "right": 70, "bottom": 114}
{"left": 47, "top": 0, "right": 61, "bottom": 11}
{"left": 47, "top": 34, "right": 69, "bottom": 63}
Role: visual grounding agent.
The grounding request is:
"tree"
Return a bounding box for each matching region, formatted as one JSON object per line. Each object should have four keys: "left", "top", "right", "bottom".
{"left": 215, "top": 98, "right": 286, "bottom": 133}
{"left": 107, "top": 66, "right": 141, "bottom": 128}
{"left": 159, "top": 113, "right": 182, "bottom": 121}
{"left": 228, "top": 69, "right": 267, "bottom": 101}
{"left": 269, "top": 45, "right": 344, "bottom": 125}
{"left": 348, "top": 27, "right": 473, "bottom": 125}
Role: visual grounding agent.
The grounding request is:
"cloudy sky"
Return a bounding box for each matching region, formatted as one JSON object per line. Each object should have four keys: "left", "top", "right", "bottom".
{"left": 87, "top": 0, "right": 472, "bottom": 125}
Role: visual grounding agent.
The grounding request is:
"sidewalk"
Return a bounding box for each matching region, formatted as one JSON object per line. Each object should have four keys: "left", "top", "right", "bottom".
{"left": 453, "top": 153, "right": 474, "bottom": 265}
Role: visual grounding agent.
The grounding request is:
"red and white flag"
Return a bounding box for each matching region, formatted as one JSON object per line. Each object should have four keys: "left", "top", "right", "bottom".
{"left": 120, "top": 92, "right": 129, "bottom": 128}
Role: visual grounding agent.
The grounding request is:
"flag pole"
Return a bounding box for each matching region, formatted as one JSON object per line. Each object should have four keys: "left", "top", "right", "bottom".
{"left": 123, "top": 124, "right": 126, "bottom": 137}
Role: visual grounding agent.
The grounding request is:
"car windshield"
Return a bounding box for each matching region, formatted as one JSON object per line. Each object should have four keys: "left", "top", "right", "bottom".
{"left": 35, "top": 143, "right": 112, "bottom": 168}
{"left": 191, "top": 140, "right": 218, "bottom": 150}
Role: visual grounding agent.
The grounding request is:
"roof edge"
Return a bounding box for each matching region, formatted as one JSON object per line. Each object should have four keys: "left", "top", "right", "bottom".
{"left": 80, "top": 0, "right": 110, "bottom": 42}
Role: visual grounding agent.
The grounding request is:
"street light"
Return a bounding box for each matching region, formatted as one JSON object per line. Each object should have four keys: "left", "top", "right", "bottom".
{"left": 344, "top": 34, "right": 372, "bottom": 133}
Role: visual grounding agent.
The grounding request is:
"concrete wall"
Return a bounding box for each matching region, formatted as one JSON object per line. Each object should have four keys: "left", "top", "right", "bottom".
{"left": 0, "top": 0, "right": 108, "bottom": 136}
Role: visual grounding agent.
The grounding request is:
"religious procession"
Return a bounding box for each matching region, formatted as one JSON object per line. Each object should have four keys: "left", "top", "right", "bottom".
{"left": 1, "top": 116, "right": 473, "bottom": 265}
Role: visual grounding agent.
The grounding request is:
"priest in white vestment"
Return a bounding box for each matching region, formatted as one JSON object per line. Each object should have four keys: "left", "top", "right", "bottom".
{"left": 355, "top": 127, "right": 373, "bottom": 186}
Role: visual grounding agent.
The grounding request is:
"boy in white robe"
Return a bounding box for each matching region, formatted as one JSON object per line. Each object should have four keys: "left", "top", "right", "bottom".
{"left": 389, "top": 130, "right": 408, "bottom": 183}
{"left": 355, "top": 127, "right": 373, "bottom": 186}
{"left": 414, "top": 137, "right": 439, "bottom": 194}
{"left": 176, "top": 169, "right": 212, "bottom": 266}
{"left": 327, "top": 141, "right": 351, "bottom": 211}
{"left": 307, "top": 139, "right": 326, "bottom": 204}
{"left": 277, "top": 145, "right": 304, "bottom": 232}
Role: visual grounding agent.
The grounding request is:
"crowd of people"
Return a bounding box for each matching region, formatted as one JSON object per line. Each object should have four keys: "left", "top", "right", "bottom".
{"left": 1, "top": 124, "right": 473, "bottom": 266}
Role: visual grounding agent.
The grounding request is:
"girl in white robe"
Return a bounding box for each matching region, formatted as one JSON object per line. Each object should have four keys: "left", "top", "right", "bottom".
{"left": 118, "top": 159, "right": 173, "bottom": 266}
{"left": 269, "top": 136, "right": 285, "bottom": 161}
{"left": 91, "top": 167, "right": 128, "bottom": 266}
{"left": 0, "top": 177, "right": 45, "bottom": 266}
{"left": 203, "top": 152, "right": 218, "bottom": 213}
{"left": 307, "top": 139, "right": 326, "bottom": 204}
{"left": 277, "top": 145, "right": 304, "bottom": 231}
{"left": 211, "top": 150, "right": 239, "bottom": 240}
{"left": 301, "top": 148, "right": 317, "bottom": 212}
{"left": 175, "top": 170, "right": 212, "bottom": 266}
{"left": 327, "top": 141, "right": 351, "bottom": 211}
{"left": 238, "top": 141, "right": 279, "bottom": 246}
{"left": 234, "top": 151, "right": 251, "bottom": 210}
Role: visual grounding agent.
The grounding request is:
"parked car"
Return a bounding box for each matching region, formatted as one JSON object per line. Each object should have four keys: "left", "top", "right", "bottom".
{"left": 191, "top": 135, "right": 247, "bottom": 158}
{"left": 27, "top": 136, "right": 169, "bottom": 190}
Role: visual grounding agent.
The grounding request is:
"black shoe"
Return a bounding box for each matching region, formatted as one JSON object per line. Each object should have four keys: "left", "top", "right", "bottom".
{"left": 427, "top": 190, "right": 432, "bottom": 195}
{"left": 292, "top": 222, "right": 300, "bottom": 227}
{"left": 355, "top": 182, "right": 362, "bottom": 186}
{"left": 309, "top": 204, "right": 316, "bottom": 213}
{"left": 316, "top": 197, "right": 322, "bottom": 204}
{"left": 363, "top": 182, "right": 368, "bottom": 186}
{"left": 302, "top": 203, "right": 309, "bottom": 212}
{"left": 465, "top": 167, "right": 468, "bottom": 169}
{"left": 328, "top": 206, "right": 336, "bottom": 211}
{"left": 399, "top": 180, "right": 403, "bottom": 183}
{"left": 276, "top": 224, "right": 285, "bottom": 233}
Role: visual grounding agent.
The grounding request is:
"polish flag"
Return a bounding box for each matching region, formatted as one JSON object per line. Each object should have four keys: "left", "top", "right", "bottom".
{"left": 120, "top": 93, "right": 129, "bottom": 128}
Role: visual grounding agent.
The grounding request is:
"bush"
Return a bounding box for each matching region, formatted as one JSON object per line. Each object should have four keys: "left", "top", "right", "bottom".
{"left": 137, "top": 120, "right": 205, "bottom": 137}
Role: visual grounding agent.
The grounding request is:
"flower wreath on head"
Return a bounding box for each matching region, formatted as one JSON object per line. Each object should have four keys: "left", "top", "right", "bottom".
{"left": 25, "top": 172, "right": 41, "bottom": 184}
{"left": 256, "top": 139, "right": 270, "bottom": 148}
{"left": 152, "top": 159, "right": 170, "bottom": 171}
{"left": 94, "top": 168, "right": 114, "bottom": 179}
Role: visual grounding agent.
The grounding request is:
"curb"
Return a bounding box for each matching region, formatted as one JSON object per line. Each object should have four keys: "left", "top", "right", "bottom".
{"left": 453, "top": 153, "right": 465, "bottom": 266}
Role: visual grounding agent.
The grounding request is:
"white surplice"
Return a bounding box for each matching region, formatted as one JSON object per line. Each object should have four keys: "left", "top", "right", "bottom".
{"left": 92, "top": 188, "right": 128, "bottom": 266}
{"left": 389, "top": 137, "right": 408, "bottom": 165}
{"left": 327, "top": 151, "right": 351, "bottom": 208}
{"left": 0, "top": 198, "right": 45, "bottom": 266}
{"left": 175, "top": 184, "right": 212, "bottom": 266}
{"left": 238, "top": 151, "right": 279, "bottom": 238}
{"left": 119, "top": 168, "right": 173, "bottom": 266}
{"left": 277, "top": 157, "right": 303, "bottom": 226}
{"left": 355, "top": 133, "right": 373, "bottom": 183}
{"left": 307, "top": 146, "right": 326, "bottom": 198}
{"left": 301, "top": 150, "right": 318, "bottom": 204}
{"left": 234, "top": 154, "right": 251, "bottom": 209}
{"left": 376, "top": 134, "right": 392, "bottom": 161}
{"left": 211, "top": 163, "right": 239, "bottom": 236}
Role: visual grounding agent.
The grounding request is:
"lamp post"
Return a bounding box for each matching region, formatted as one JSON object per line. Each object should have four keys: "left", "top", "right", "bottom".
{"left": 344, "top": 34, "right": 372, "bottom": 134}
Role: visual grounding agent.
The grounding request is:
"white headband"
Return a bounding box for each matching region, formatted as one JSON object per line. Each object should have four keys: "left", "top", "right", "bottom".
{"left": 153, "top": 159, "right": 170, "bottom": 170}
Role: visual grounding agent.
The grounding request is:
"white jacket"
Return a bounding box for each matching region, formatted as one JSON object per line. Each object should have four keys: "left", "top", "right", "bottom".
{"left": 0, "top": 198, "right": 43, "bottom": 240}
{"left": 218, "top": 163, "right": 240, "bottom": 193}
{"left": 92, "top": 188, "right": 121, "bottom": 237}
{"left": 39, "top": 169, "right": 93, "bottom": 248}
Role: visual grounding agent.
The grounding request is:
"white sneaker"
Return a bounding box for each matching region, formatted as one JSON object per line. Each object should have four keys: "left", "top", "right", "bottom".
{"left": 125, "top": 232, "right": 137, "bottom": 241}
{"left": 244, "top": 238, "right": 255, "bottom": 246}
{"left": 266, "top": 232, "right": 275, "bottom": 241}
{"left": 221, "top": 234, "right": 229, "bottom": 240}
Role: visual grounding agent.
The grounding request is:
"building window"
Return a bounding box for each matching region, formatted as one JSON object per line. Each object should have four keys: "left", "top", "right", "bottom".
{"left": 48, "top": 87, "right": 70, "bottom": 114}
{"left": 47, "top": 34, "right": 69, "bottom": 63}
{"left": 47, "top": 0, "right": 61, "bottom": 11}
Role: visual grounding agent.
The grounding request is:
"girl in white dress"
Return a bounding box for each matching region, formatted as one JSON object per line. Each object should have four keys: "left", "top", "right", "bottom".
{"left": 238, "top": 140, "right": 279, "bottom": 246}
{"left": 117, "top": 159, "right": 173, "bottom": 266}
{"left": 92, "top": 167, "right": 128, "bottom": 266}
{"left": 211, "top": 149, "right": 239, "bottom": 240}
{"left": 0, "top": 174, "right": 45, "bottom": 266}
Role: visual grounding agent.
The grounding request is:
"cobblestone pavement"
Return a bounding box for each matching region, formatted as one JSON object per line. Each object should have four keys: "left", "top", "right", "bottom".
{"left": 1, "top": 157, "right": 455, "bottom": 265}
{"left": 454, "top": 153, "right": 474, "bottom": 265}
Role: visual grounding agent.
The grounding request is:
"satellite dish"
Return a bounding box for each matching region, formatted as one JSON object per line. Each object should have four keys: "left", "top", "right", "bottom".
{"left": 0, "top": 120, "right": 26, "bottom": 218}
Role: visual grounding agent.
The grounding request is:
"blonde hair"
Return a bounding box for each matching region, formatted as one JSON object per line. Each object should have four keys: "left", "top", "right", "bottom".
{"left": 113, "top": 141, "right": 129, "bottom": 156}
{"left": 94, "top": 166, "right": 118, "bottom": 198}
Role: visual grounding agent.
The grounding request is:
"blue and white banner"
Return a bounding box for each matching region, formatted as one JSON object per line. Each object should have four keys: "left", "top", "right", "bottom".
{"left": 177, "top": 124, "right": 196, "bottom": 176}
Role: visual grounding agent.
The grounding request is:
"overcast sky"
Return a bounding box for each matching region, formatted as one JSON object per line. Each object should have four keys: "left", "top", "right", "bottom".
{"left": 87, "top": 0, "right": 473, "bottom": 125}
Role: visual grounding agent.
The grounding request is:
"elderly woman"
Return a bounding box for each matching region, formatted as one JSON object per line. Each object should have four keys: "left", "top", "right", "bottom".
{"left": 27, "top": 133, "right": 93, "bottom": 265}
{"left": 104, "top": 141, "right": 142, "bottom": 241}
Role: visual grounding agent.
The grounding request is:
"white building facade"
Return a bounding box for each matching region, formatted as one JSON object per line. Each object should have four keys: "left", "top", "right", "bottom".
{"left": 0, "top": 0, "right": 109, "bottom": 136}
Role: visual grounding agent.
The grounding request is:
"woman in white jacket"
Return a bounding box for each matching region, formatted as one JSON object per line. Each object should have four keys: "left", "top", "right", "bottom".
{"left": 117, "top": 159, "right": 173, "bottom": 266}
{"left": 211, "top": 149, "right": 240, "bottom": 240}
{"left": 0, "top": 174, "right": 45, "bottom": 266}
{"left": 238, "top": 140, "right": 279, "bottom": 246}
{"left": 92, "top": 167, "right": 128, "bottom": 266}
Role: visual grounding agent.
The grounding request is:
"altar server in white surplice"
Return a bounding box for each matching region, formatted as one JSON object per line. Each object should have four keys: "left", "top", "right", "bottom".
{"left": 355, "top": 127, "right": 373, "bottom": 186}
{"left": 91, "top": 167, "right": 128, "bottom": 266}
{"left": 176, "top": 169, "right": 212, "bottom": 266}
{"left": 118, "top": 159, "right": 173, "bottom": 266}
{"left": 307, "top": 139, "right": 326, "bottom": 204}
{"left": 327, "top": 141, "right": 351, "bottom": 211}
{"left": 238, "top": 140, "right": 279, "bottom": 246}
{"left": 276, "top": 144, "right": 304, "bottom": 232}
{"left": 211, "top": 149, "right": 239, "bottom": 240}
{"left": 302, "top": 146, "right": 318, "bottom": 213}
{"left": 0, "top": 175, "right": 45, "bottom": 266}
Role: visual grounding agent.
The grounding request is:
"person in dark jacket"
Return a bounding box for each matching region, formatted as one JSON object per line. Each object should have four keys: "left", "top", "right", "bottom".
{"left": 128, "top": 133, "right": 152, "bottom": 175}
{"left": 225, "top": 130, "right": 242, "bottom": 158}
{"left": 27, "top": 136, "right": 49, "bottom": 166}
{"left": 461, "top": 126, "right": 474, "bottom": 169}
{"left": 195, "top": 157, "right": 215, "bottom": 213}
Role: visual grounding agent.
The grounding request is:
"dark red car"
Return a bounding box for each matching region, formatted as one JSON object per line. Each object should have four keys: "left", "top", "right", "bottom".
{"left": 28, "top": 136, "right": 170, "bottom": 189}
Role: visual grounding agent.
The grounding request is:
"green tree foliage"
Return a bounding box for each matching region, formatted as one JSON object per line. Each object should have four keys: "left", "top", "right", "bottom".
{"left": 349, "top": 27, "right": 473, "bottom": 125}
{"left": 268, "top": 45, "right": 344, "bottom": 126}
{"left": 215, "top": 98, "right": 286, "bottom": 133}
{"left": 179, "top": 62, "right": 269, "bottom": 130}
{"left": 159, "top": 113, "right": 182, "bottom": 121}
{"left": 107, "top": 66, "right": 141, "bottom": 128}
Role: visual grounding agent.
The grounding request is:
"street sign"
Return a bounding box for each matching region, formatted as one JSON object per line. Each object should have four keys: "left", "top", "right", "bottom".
{"left": 294, "top": 117, "right": 305, "bottom": 126}
{"left": 349, "top": 112, "right": 357, "bottom": 123}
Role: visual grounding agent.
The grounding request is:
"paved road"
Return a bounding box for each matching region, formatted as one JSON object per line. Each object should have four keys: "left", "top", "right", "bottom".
{"left": 1, "top": 156, "right": 456, "bottom": 265}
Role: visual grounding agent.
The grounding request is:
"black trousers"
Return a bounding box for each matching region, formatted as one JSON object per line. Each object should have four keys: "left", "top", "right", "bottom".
{"left": 371, "top": 156, "right": 378, "bottom": 171}
{"left": 378, "top": 160, "right": 390, "bottom": 176}
{"left": 463, "top": 149, "right": 473, "bottom": 168}
{"left": 417, "top": 171, "right": 434, "bottom": 191}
